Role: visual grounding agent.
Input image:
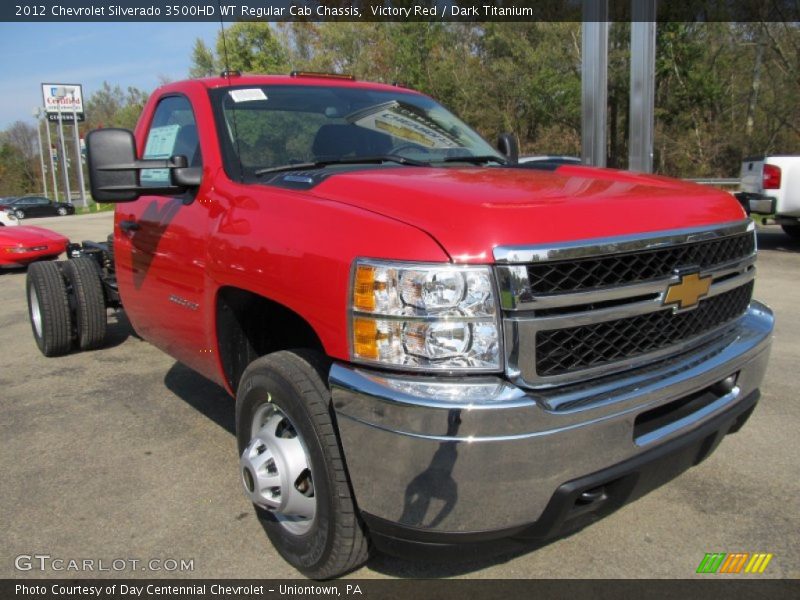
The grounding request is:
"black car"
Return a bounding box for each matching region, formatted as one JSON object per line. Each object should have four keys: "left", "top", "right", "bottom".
{"left": 5, "top": 197, "right": 75, "bottom": 219}
{"left": 0, "top": 196, "right": 19, "bottom": 210}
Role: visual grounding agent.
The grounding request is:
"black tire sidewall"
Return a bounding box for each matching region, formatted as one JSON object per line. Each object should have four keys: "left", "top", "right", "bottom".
{"left": 26, "top": 274, "right": 47, "bottom": 353}
{"left": 236, "top": 364, "right": 337, "bottom": 574}
{"left": 26, "top": 262, "right": 72, "bottom": 356}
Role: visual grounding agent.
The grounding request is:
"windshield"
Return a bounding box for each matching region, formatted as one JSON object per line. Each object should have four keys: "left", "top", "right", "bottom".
{"left": 210, "top": 85, "right": 503, "bottom": 180}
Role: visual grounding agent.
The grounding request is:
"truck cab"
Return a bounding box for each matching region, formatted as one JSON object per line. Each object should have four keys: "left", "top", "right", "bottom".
{"left": 27, "top": 73, "right": 773, "bottom": 578}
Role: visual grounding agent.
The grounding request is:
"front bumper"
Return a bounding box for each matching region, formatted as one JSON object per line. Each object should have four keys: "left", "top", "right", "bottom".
{"left": 330, "top": 302, "right": 773, "bottom": 547}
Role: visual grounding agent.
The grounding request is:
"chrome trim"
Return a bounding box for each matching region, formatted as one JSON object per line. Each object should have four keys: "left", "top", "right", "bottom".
{"left": 513, "top": 268, "right": 754, "bottom": 331}
{"left": 634, "top": 386, "right": 740, "bottom": 447}
{"left": 503, "top": 274, "right": 754, "bottom": 388}
{"left": 496, "top": 243, "right": 756, "bottom": 311}
{"left": 494, "top": 220, "right": 756, "bottom": 387}
{"left": 492, "top": 219, "right": 753, "bottom": 264}
{"left": 330, "top": 303, "right": 773, "bottom": 532}
{"left": 499, "top": 257, "right": 754, "bottom": 312}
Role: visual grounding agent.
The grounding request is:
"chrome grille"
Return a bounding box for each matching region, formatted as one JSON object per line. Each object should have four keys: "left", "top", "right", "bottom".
{"left": 535, "top": 281, "right": 753, "bottom": 376}
{"left": 526, "top": 232, "right": 754, "bottom": 294}
{"left": 495, "top": 220, "right": 758, "bottom": 388}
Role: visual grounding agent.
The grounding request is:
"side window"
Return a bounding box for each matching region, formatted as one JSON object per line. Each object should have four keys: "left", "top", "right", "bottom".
{"left": 141, "top": 95, "right": 201, "bottom": 188}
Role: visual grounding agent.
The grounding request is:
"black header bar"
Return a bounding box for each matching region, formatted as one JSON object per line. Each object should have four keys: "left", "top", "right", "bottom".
{"left": 3, "top": 1, "right": 799, "bottom": 22}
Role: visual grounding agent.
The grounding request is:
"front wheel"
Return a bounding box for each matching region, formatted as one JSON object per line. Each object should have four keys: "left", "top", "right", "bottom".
{"left": 236, "top": 350, "right": 369, "bottom": 579}
{"left": 14, "top": 209, "right": 25, "bottom": 219}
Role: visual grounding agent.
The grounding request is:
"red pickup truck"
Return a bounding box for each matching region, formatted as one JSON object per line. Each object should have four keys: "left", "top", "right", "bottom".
{"left": 25, "top": 73, "right": 773, "bottom": 578}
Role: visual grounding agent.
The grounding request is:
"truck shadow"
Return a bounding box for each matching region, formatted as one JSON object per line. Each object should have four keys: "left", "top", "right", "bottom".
{"left": 366, "top": 538, "right": 551, "bottom": 577}
{"left": 163, "top": 361, "right": 235, "bottom": 435}
{"left": 101, "top": 309, "right": 135, "bottom": 349}
{"left": 756, "top": 227, "right": 800, "bottom": 252}
{"left": 159, "top": 361, "right": 574, "bottom": 578}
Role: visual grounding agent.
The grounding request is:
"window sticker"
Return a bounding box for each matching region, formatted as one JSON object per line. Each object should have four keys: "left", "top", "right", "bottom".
{"left": 141, "top": 124, "right": 180, "bottom": 186}
{"left": 229, "top": 88, "right": 268, "bottom": 103}
{"left": 347, "top": 102, "right": 461, "bottom": 149}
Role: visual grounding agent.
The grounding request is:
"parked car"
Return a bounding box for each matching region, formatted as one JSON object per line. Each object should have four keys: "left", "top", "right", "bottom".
{"left": 0, "top": 196, "right": 19, "bottom": 210}
{"left": 0, "top": 226, "right": 68, "bottom": 268}
{"left": 736, "top": 155, "right": 800, "bottom": 238}
{"left": 5, "top": 197, "right": 75, "bottom": 219}
{"left": 0, "top": 211, "right": 19, "bottom": 226}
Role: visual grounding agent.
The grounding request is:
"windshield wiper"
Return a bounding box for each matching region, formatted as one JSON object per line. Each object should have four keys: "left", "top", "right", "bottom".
{"left": 436, "top": 155, "right": 507, "bottom": 165}
{"left": 255, "top": 155, "right": 430, "bottom": 176}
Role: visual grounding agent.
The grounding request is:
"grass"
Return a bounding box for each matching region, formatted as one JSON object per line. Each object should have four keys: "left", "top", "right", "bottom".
{"left": 75, "top": 201, "right": 115, "bottom": 215}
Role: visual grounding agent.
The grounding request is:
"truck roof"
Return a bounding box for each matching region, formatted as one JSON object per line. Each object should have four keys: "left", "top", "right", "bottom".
{"left": 189, "top": 73, "right": 421, "bottom": 95}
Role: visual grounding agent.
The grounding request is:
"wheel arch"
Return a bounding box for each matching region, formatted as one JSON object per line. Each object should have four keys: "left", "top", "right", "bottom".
{"left": 215, "top": 286, "right": 327, "bottom": 394}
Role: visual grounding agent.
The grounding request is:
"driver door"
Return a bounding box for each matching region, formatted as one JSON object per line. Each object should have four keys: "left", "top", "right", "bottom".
{"left": 114, "top": 94, "right": 210, "bottom": 373}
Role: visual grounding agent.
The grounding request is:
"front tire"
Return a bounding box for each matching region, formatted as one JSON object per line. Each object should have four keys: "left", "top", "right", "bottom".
{"left": 15, "top": 209, "right": 25, "bottom": 219}
{"left": 26, "top": 261, "right": 73, "bottom": 356}
{"left": 236, "top": 350, "right": 369, "bottom": 579}
{"left": 63, "top": 257, "right": 107, "bottom": 350}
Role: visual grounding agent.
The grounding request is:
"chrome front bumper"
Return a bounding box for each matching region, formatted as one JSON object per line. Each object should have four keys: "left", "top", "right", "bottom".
{"left": 330, "top": 302, "right": 773, "bottom": 536}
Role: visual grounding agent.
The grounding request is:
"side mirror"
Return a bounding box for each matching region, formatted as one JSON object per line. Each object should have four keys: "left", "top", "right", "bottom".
{"left": 86, "top": 128, "right": 202, "bottom": 203}
{"left": 496, "top": 133, "right": 519, "bottom": 165}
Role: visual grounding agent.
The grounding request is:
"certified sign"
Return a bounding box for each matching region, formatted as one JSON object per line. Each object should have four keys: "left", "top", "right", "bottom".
{"left": 42, "top": 83, "right": 85, "bottom": 122}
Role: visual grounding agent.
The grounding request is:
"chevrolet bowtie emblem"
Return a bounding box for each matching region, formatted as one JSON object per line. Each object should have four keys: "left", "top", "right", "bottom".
{"left": 663, "top": 272, "right": 712, "bottom": 310}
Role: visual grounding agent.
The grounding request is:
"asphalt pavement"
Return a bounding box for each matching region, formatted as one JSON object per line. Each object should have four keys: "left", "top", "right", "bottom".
{"left": 1, "top": 212, "right": 797, "bottom": 579}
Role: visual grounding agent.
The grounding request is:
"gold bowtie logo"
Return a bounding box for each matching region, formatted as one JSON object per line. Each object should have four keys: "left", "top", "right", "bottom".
{"left": 663, "top": 272, "right": 712, "bottom": 310}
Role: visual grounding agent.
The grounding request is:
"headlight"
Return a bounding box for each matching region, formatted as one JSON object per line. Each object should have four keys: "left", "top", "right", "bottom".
{"left": 350, "top": 260, "right": 501, "bottom": 371}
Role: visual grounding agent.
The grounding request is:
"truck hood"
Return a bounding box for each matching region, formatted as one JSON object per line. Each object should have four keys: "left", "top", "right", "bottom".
{"left": 310, "top": 165, "right": 746, "bottom": 262}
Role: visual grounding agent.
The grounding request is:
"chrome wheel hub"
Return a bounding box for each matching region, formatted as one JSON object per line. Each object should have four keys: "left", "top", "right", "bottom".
{"left": 240, "top": 400, "right": 316, "bottom": 535}
{"left": 29, "top": 286, "right": 42, "bottom": 338}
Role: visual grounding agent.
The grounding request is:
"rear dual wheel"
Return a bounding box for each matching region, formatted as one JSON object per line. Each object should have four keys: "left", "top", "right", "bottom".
{"left": 26, "top": 257, "right": 107, "bottom": 356}
{"left": 63, "top": 257, "right": 107, "bottom": 350}
{"left": 27, "top": 262, "right": 72, "bottom": 356}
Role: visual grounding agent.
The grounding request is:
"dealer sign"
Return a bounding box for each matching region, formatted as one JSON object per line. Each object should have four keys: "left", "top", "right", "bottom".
{"left": 41, "top": 83, "right": 85, "bottom": 122}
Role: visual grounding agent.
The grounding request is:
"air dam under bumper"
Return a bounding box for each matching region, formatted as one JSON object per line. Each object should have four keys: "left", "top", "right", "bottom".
{"left": 329, "top": 302, "right": 773, "bottom": 548}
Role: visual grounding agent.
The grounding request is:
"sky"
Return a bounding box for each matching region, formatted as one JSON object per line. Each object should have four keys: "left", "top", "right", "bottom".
{"left": 0, "top": 22, "right": 221, "bottom": 129}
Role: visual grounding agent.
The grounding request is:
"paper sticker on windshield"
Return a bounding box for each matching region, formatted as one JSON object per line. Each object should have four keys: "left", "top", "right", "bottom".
{"left": 229, "top": 88, "right": 267, "bottom": 103}
{"left": 347, "top": 102, "right": 462, "bottom": 149}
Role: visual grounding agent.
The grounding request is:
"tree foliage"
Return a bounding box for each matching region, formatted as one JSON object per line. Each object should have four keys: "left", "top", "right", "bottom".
{"left": 190, "top": 22, "right": 798, "bottom": 177}
{"left": 0, "top": 82, "right": 148, "bottom": 197}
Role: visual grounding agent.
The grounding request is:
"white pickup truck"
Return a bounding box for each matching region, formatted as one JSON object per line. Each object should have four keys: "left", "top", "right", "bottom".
{"left": 737, "top": 155, "right": 800, "bottom": 238}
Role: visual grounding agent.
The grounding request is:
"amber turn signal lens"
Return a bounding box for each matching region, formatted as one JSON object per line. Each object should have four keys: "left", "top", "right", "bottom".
{"left": 353, "top": 265, "right": 377, "bottom": 312}
{"left": 353, "top": 317, "right": 379, "bottom": 360}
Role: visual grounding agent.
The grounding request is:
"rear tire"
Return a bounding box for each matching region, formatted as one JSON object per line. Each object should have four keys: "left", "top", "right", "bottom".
{"left": 236, "top": 350, "right": 369, "bottom": 579}
{"left": 63, "top": 257, "right": 107, "bottom": 350}
{"left": 57, "top": 207, "right": 68, "bottom": 216}
{"left": 26, "top": 262, "right": 73, "bottom": 356}
{"left": 781, "top": 224, "right": 800, "bottom": 240}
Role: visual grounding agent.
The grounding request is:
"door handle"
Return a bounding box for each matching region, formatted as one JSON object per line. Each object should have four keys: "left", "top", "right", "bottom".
{"left": 119, "top": 220, "right": 140, "bottom": 233}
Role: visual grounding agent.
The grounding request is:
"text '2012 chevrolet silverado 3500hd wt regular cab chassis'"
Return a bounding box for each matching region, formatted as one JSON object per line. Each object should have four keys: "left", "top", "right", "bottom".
{"left": 25, "top": 72, "right": 773, "bottom": 579}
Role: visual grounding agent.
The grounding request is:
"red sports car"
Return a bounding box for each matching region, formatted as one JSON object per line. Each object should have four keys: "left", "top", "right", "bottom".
{"left": 0, "top": 226, "right": 68, "bottom": 268}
